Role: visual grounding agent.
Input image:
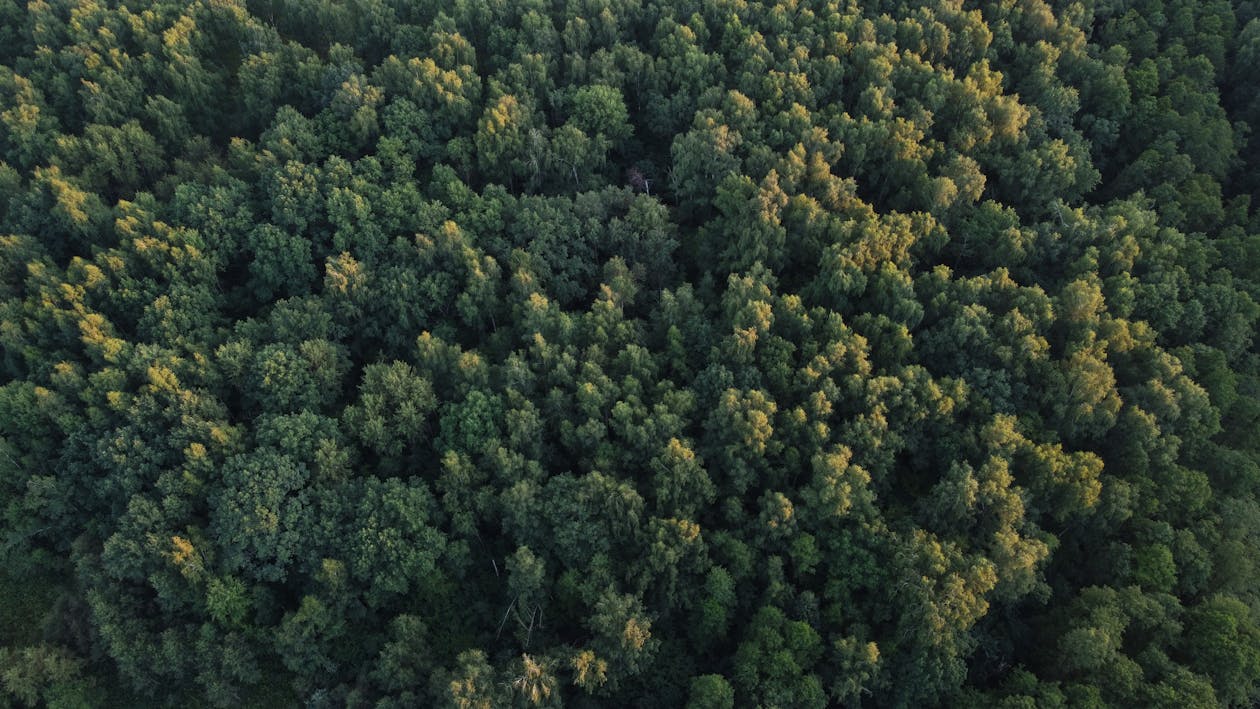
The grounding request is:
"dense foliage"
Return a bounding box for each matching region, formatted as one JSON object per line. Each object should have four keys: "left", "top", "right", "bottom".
{"left": 1, "top": 0, "right": 1259, "bottom": 706}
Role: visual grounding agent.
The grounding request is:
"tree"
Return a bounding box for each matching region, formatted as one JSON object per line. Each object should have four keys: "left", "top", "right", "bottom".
{"left": 732, "top": 606, "right": 826, "bottom": 709}
{"left": 475, "top": 94, "right": 537, "bottom": 188}
{"left": 432, "top": 650, "right": 503, "bottom": 709}
{"left": 687, "top": 674, "right": 734, "bottom": 709}
{"left": 345, "top": 476, "right": 446, "bottom": 608}
{"left": 567, "top": 84, "right": 631, "bottom": 147}
{"left": 211, "top": 450, "right": 311, "bottom": 583}
{"left": 343, "top": 361, "right": 437, "bottom": 461}
{"left": 1181, "top": 595, "right": 1260, "bottom": 707}
{"left": 245, "top": 224, "right": 316, "bottom": 302}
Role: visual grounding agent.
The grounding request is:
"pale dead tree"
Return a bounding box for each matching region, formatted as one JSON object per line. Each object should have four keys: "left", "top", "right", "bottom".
{"left": 496, "top": 595, "right": 544, "bottom": 648}
{"left": 526, "top": 128, "right": 549, "bottom": 191}
{"left": 516, "top": 603, "right": 541, "bottom": 648}
{"left": 627, "top": 167, "right": 651, "bottom": 195}
{"left": 496, "top": 596, "right": 517, "bottom": 640}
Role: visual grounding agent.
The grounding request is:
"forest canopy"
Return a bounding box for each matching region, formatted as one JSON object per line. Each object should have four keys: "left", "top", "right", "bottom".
{"left": 1, "top": 0, "right": 1260, "bottom": 706}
